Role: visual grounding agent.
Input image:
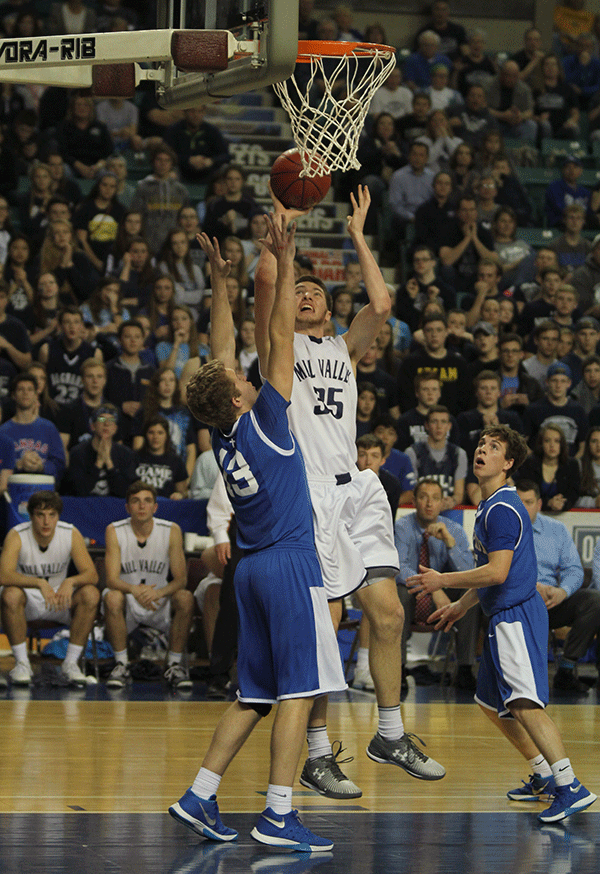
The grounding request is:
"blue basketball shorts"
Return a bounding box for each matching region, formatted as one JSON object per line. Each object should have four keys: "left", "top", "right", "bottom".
{"left": 234, "top": 545, "right": 347, "bottom": 704}
{"left": 475, "top": 592, "right": 550, "bottom": 717}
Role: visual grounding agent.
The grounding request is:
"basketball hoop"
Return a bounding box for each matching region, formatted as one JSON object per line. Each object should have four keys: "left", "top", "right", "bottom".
{"left": 273, "top": 40, "right": 396, "bottom": 177}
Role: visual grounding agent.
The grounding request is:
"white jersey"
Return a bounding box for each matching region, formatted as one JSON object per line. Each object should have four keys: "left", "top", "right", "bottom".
{"left": 15, "top": 520, "right": 73, "bottom": 591}
{"left": 113, "top": 517, "right": 172, "bottom": 589}
{"left": 289, "top": 333, "right": 357, "bottom": 477}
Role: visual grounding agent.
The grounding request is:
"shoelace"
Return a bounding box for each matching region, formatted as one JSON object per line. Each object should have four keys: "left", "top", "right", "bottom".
{"left": 403, "top": 732, "right": 429, "bottom": 762}
{"left": 330, "top": 740, "right": 354, "bottom": 765}
{"left": 326, "top": 740, "right": 354, "bottom": 777}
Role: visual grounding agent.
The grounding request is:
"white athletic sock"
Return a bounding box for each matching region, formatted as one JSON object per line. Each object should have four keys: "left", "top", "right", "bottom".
{"left": 266, "top": 784, "right": 292, "bottom": 815}
{"left": 377, "top": 705, "right": 404, "bottom": 741}
{"left": 63, "top": 643, "right": 83, "bottom": 666}
{"left": 192, "top": 767, "right": 222, "bottom": 799}
{"left": 551, "top": 758, "right": 575, "bottom": 788}
{"left": 167, "top": 651, "right": 182, "bottom": 666}
{"left": 529, "top": 755, "right": 552, "bottom": 778}
{"left": 356, "top": 647, "right": 369, "bottom": 672}
{"left": 114, "top": 649, "right": 128, "bottom": 665}
{"left": 307, "top": 725, "right": 332, "bottom": 759}
{"left": 12, "top": 642, "right": 29, "bottom": 666}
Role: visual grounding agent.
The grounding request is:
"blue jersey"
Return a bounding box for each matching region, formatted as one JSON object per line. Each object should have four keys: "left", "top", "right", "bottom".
{"left": 473, "top": 485, "right": 538, "bottom": 617}
{"left": 212, "top": 380, "right": 315, "bottom": 553}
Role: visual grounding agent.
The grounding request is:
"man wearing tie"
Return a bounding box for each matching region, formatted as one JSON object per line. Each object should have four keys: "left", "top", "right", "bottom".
{"left": 395, "top": 478, "right": 480, "bottom": 691}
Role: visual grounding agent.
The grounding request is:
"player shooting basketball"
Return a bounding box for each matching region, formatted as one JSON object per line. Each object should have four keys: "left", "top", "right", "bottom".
{"left": 254, "top": 184, "right": 446, "bottom": 800}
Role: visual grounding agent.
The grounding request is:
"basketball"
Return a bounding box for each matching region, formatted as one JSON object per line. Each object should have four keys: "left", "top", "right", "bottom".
{"left": 270, "top": 149, "right": 331, "bottom": 210}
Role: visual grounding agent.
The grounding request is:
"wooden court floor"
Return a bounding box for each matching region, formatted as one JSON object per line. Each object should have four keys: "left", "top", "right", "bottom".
{"left": 0, "top": 678, "right": 599, "bottom": 874}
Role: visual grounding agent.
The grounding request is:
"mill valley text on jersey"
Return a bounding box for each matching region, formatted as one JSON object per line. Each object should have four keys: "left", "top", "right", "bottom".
{"left": 120, "top": 558, "right": 167, "bottom": 576}
{"left": 294, "top": 354, "right": 352, "bottom": 385}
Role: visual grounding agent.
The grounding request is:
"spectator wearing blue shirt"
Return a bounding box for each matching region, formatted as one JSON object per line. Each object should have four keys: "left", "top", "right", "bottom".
{"left": 388, "top": 142, "right": 434, "bottom": 250}
{"left": 562, "top": 33, "right": 600, "bottom": 109}
{"left": 0, "top": 372, "right": 65, "bottom": 484}
{"left": 517, "top": 480, "right": 600, "bottom": 694}
{"left": 403, "top": 31, "right": 452, "bottom": 91}
{"left": 372, "top": 416, "right": 415, "bottom": 504}
{"left": 395, "top": 478, "right": 479, "bottom": 690}
{"left": 545, "top": 155, "right": 593, "bottom": 229}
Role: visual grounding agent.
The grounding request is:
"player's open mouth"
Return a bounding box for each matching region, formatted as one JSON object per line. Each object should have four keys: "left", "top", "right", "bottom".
{"left": 300, "top": 304, "right": 313, "bottom": 312}
{"left": 475, "top": 456, "right": 485, "bottom": 467}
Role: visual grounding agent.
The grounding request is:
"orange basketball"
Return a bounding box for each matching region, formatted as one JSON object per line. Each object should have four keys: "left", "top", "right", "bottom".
{"left": 270, "top": 149, "right": 331, "bottom": 209}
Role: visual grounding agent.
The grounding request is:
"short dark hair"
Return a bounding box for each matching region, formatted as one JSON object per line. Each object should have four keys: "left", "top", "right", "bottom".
{"left": 27, "top": 490, "right": 63, "bottom": 516}
{"left": 533, "top": 320, "right": 560, "bottom": 340}
{"left": 373, "top": 414, "right": 398, "bottom": 432}
{"left": 59, "top": 304, "right": 83, "bottom": 324}
{"left": 295, "top": 274, "right": 332, "bottom": 311}
{"left": 583, "top": 354, "right": 600, "bottom": 372}
{"left": 356, "top": 433, "right": 385, "bottom": 454}
{"left": 414, "top": 478, "right": 443, "bottom": 500}
{"left": 423, "top": 313, "right": 447, "bottom": 329}
{"left": 480, "top": 425, "right": 529, "bottom": 473}
{"left": 425, "top": 404, "right": 450, "bottom": 422}
{"left": 474, "top": 369, "right": 501, "bottom": 387}
{"left": 12, "top": 372, "right": 37, "bottom": 393}
{"left": 515, "top": 479, "right": 541, "bottom": 500}
{"left": 118, "top": 319, "right": 144, "bottom": 339}
{"left": 414, "top": 371, "right": 442, "bottom": 390}
{"left": 126, "top": 480, "right": 157, "bottom": 502}
{"left": 499, "top": 332, "right": 523, "bottom": 349}
{"left": 151, "top": 143, "right": 177, "bottom": 165}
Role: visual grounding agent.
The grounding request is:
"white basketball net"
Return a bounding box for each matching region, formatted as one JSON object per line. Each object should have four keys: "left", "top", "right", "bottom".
{"left": 274, "top": 43, "right": 397, "bottom": 176}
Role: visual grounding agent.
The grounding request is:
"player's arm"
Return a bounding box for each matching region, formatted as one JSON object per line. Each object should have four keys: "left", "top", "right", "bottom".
{"left": 262, "top": 213, "right": 297, "bottom": 400}
{"left": 0, "top": 529, "right": 46, "bottom": 589}
{"left": 104, "top": 524, "right": 136, "bottom": 594}
{"left": 406, "top": 548, "right": 514, "bottom": 594}
{"left": 343, "top": 186, "right": 392, "bottom": 367}
{"left": 64, "top": 528, "right": 99, "bottom": 589}
{"left": 162, "top": 523, "right": 187, "bottom": 597}
{"left": 54, "top": 528, "right": 99, "bottom": 609}
{"left": 196, "top": 233, "right": 236, "bottom": 369}
{"left": 0, "top": 529, "right": 59, "bottom": 609}
{"left": 428, "top": 587, "right": 480, "bottom": 632}
{"left": 254, "top": 188, "right": 309, "bottom": 374}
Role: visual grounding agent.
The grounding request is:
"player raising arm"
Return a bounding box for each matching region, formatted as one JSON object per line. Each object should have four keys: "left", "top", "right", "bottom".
{"left": 169, "top": 217, "right": 347, "bottom": 852}
{"left": 255, "top": 184, "right": 391, "bottom": 372}
{"left": 407, "top": 426, "right": 596, "bottom": 824}
{"left": 252, "top": 185, "right": 445, "bottom": 801}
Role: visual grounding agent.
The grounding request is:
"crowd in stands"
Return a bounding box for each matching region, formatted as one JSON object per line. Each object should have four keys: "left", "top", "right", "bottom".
{"left": 0, "top": 1, "right": 600, "bottom": 518}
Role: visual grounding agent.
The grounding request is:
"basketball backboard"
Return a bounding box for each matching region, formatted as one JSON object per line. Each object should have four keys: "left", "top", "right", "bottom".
{"left": 156, "top": 0, "right": 299, "bottom": 107}
{"left": 0, "top": 0, "right": 298, "bottom": 106}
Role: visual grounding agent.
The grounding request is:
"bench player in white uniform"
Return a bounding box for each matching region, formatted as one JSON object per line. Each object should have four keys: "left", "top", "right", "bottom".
{"left": 0, "top": 490, "right": 99, "bottom": 686}
{"left": 103, "top": 480, "right": 194, "bottom": 690}
{"left": 254, "top": 185, "right": 445, "bottom": 798}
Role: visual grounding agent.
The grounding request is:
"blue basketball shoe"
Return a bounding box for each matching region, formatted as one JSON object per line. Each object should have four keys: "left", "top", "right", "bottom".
{"left": 538, "top": 780, "right": 597, "bottom": 823}
{"left": 506, "top": 773, "right": 556, "bottom": 801}
{"left": 168, "top": 790, "right": 238, "bottom": 841}
{"left": 251, "top": 808, "right": 333, "bottom": 852}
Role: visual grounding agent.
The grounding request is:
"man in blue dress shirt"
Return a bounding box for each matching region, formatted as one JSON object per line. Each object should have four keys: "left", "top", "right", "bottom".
{"left": 395, "top": 478, "right": 479, "bottom": 690}
{"left": 516, "top": 480, "right": 600, "bottom": 695}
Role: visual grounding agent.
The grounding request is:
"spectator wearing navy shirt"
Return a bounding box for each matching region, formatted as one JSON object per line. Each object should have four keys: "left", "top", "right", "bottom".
{"left": 522, "top": 361, "right": 587, "bottom": 457}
